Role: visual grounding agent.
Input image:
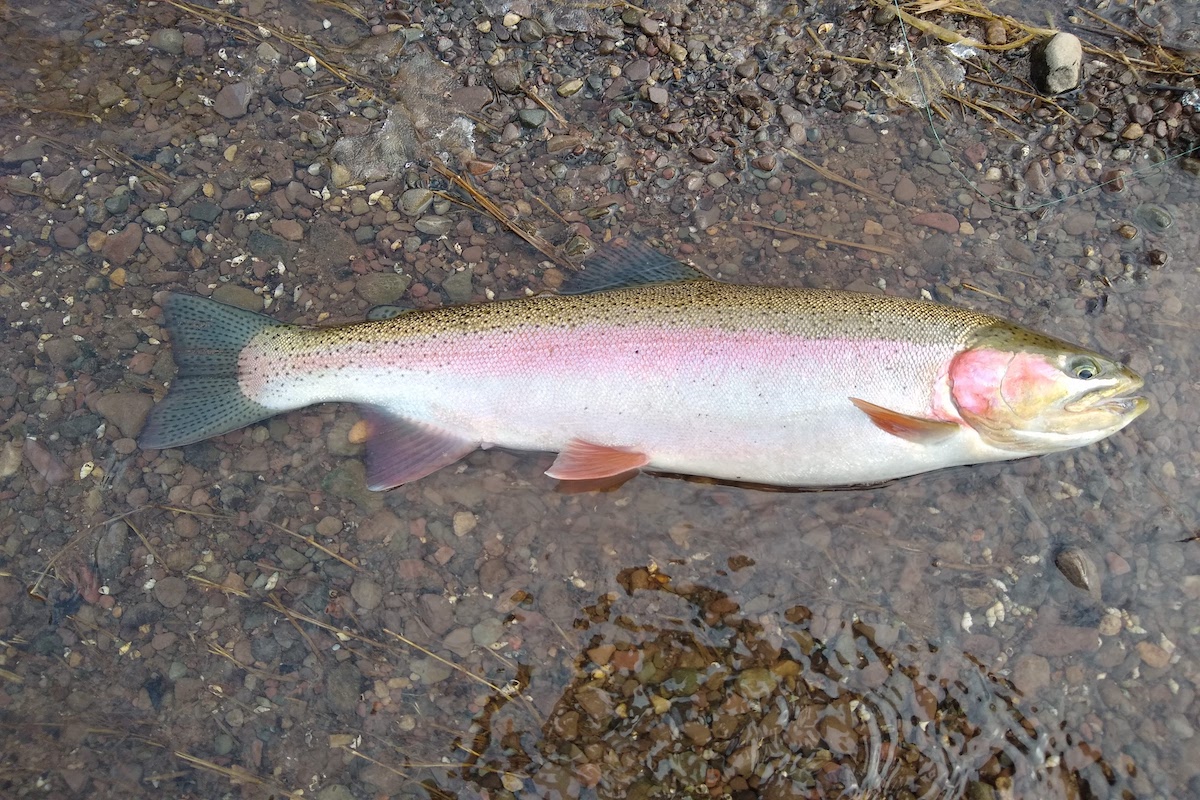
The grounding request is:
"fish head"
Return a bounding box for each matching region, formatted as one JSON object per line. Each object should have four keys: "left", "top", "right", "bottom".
{"left": 949, "top": 324, "right": 1147, "bottom": 453}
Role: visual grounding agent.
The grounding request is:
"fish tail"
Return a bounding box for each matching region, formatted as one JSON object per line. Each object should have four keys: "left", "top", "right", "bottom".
{"left": 138, "top": 293, "right": 282, "bottom": 449}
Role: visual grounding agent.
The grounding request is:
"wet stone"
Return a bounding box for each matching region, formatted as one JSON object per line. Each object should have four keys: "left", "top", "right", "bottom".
{"left": 189, "top": 201, "right": 221, "bottom": 223}
{"left": 102, "top": 223, "right": 143, "bottom": 265}
{"left": 210, "top": 284, "right": 260, "bottom": 311}
{"left": 96, "top": 81, "right": 125, "bottom": 109}
{"left": 147, "top": 28, "right": 184, "bottom": 55}
{"left": 415, "top": 216, "right": 453, "bottom": 236}
{"left": 213, "top": 82, "right": 252, "bottom": 119}
{"left": 735, "top": 667, "right": 777, "bottom": 699}
{"left": 271, "top": 219, "right": 304, "bottom": 241}
{"left": 1, "top": 139, "right": 45, "bottom": 165}
{"left": 276, "top": 545, "right": 308, "bottom": 571}
{"left": 325, "top": 662, "right": 362, "bottom": 716}
{"left": 95, "top": 521, "right": 132, "bottom": 583}
{"left": 472, "top": 617, "right": 504, "bottom": 647}
{"left": 47, "top": 168, "right": 83, "bottom": 202}
{"left": 518, "top": 108, "right": 547, "bottom": 128}
{"left": 400, "top": 188, "right": 433, "bottom": 216}
{"left": 43, "top": 337, "right": 81, "bottom": 366}
{"left": 441, "top": 269, "right": 473, "bottom": 303}
{"left": 351, "top": 577, "right": 384, "bottom": 610}
{"left": 153, "top": 576, "right": 187, "bottom": 609}
{"left": 94, "top": 392, "right": 154, "bottom": 438}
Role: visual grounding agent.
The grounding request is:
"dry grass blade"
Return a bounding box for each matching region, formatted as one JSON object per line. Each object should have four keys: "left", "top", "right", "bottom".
{"left": 432, "top": 159, "right": 566, "bottom": 266}
{"left": 187, "top": 574, "right": 250, "bottom": 598}
{"left": 268, "top": 590, "right": 326, "bottom": 674}
{"left": 157, "top": 504, "right": 359, "bottom": 570}
{"left": 162, "top": 0, "right": 371, "bottom": 87}
{"left": 384, "top": 628, "right": 507, "bottom": 695}
{"left": 0, "top": 668, "right": 23, "bottom": 684}
{"left": 96, "top": 144, "right": 176, "bottom": 185}
{"left": 961, "top": 282, "right": 1011, "bottom": 303}
{"left": 174, "top": 750, "right": 305, "bottom": 798}
{"left": 782, "top": 148, "right": 891, "bottom": 205}
{"left": 524, "top": 85, "right": 569, "bottom": 127}
{"left": 208, "top": 641, "right": 301, "bottom": 681}
{"left": 742, "top": 220, "right": 898, "bottom": 256}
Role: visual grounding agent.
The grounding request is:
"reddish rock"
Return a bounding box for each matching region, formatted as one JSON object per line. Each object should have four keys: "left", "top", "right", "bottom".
{"left": 271, "top": 219, "right": 304, "bottom": 241}
{"left": 910, "top": 211, "right": 960, "bottom": 234}
{"left": 102, "top": 222, "right": 143, "bottom": 265}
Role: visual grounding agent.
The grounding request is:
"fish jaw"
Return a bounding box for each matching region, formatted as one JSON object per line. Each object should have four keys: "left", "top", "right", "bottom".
{"left": 948, "top": 337, "right": 1147, "bottom": 454}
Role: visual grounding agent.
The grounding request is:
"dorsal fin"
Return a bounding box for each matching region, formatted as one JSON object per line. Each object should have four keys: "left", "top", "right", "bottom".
{"left": 559, "top": 238, "right": 711, "bottom": 295}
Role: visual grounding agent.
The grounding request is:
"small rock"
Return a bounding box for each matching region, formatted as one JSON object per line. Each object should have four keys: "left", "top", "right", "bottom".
{"left": 189, "top": 200, "right": 221, "bottom": 223}
{"left": 1062, "top": 212, "right": 1096, "bottom": 236}
{"left": 1, "top": 139, "right": 45, "bottom": 165}
{"left": 270, "top": 219, "right": 304, "bottom": 241}
{"left": 53, "top": 226, "right": 81, "bottom": 249}
{"left": 893, "top": 176, "right": 917, "bottom": 203}
{"left": 472, "top": 617, "right": 504, "bottom": 647}
{"left": 276, "top": 545, "right": 308, "bottom": 570}
{"left": 47, "top": 168, "right": 83, "bottom": 202}
{"left": 153, "top": 576, "right": 187, "bottom": 608}
{"left": 452, "top": 511, "right": 477, "bottom": 537}
{"left": 141, "top": 207, "right": 168, "bottom": 227}
{"left": 147, "top": 28, "right": 184, "bottom": 55}
{"left": 734, "top": 667, "right": 777, "bottom": 700}
{"left": 1120, "top": 122, "right": 1144, "bottom": 141}
{"left": 517, "top": 108, "right": 547, "bottom": 128}
{"left": 97, "top": 81, "right": 126, "bottom": 109}
{"left": 1030, "top": 33, "right": 1082, "bottom": 95}
{"left": 1136, "top": 640, "right": 1171, "bottom": 669}
{"left": 102, "top": 222, "right": 143, "bottom": 265}
{"left": 1011, "top": 654, "right": 1050, "bottom": 694}
{"left": 415, "top": 216, "right": 453, "bottom": 237}
{"left": 984, "top": 19, "right": 1006, "bottom": 46}
{"left": 399, "top": 188, "right": 433, "bottom": 216}
{"left": 210, "top": 284, "right": 261, "bottom": 311}
{"left": 441, "top": 269, "right": 473, "bottom": 303}
{"left": 911, "top": 211, "right": 959, "bottom": 233}
{"left": 325, "top": 662, "right": 362, "bottom": 716}
{"left": 94, "top": 392, "right": 155, "bottom": 438}
{"left": 351, "top": 577, "right": 383, "bottom": 610}
{"left": 357, "top": 272, "right": 412, "bottom": 305}
{"left": 647, "top": 85, "right": 669, "bottom": 106}
{"left": 43, "top": 337, "right": 81, "bottom": 366}
{"left": 557, "top": 77, "right": 585, "bottom": 97}
{"left": 213, "top": 82, "right": 251, "bottom": 119}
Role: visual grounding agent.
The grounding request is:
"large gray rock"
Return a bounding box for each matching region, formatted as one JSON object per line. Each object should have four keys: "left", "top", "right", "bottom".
{"left": 1031, "top": 32, "right": 1082, "bottom": 95}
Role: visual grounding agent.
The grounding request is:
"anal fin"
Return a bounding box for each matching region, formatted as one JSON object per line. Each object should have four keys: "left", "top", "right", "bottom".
{"left": 361, "top": 407, "right": 477, "bottom": 491}
{"left": 546, "top": 439, "right": 650, "bottom": 481}
{"left": 849, "top": 397, "right": 959, "bottom": 444}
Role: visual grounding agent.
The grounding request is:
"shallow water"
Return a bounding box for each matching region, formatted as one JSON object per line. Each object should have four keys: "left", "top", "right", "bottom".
{"left": 0, "top": 1, "right": 1197, "bottom": 798}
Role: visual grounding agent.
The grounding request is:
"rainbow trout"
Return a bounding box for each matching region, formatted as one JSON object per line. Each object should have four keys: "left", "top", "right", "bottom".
{"left": 139, "top": 240, "right": 1146, "bottom": 490}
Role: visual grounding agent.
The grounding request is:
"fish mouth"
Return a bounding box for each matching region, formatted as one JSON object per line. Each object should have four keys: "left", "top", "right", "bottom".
{"left": 1066, "top": 378, "right": 1147, "bottom": 418}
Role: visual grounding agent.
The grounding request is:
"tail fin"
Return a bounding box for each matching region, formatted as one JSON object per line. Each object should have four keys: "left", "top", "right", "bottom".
{"left": 138, "top": 293, "right": 285, "bottom": 449}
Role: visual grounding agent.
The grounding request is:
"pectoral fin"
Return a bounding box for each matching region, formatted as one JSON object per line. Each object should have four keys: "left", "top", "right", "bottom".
{"left": 849, "top": 397, "right": 959, "bottom": 444}
{"left": 546, "top": 439, "right": 650, "bottom": 481}
{"left": 361, "top": 407, "right": 477, "bottom": 491}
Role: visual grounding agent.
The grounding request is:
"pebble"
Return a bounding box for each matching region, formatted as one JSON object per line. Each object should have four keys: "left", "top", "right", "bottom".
{"left": 357, "top": 272, "right": 412, "bottom": 304}
{"left": 1030, "top": 32, "right": 1082, "bottom": 95}
{"left": 1062, "top": 212, "right": 1096, "bottom": 236}
{"left": 415, "top": 216, "right": 453, "bottom": 237}
{"left": 518, "top": 108, "right": 547, "bottom": 128}
{"left": 147, "top": 28, "right": 184, "bottom": 55}
{"left": 350, "top": 577, "right": 384, "bottom": 610}
{"left": 441, "top": 269, "right": 473, "bottom": 303}
{"left": 472, "top": 617, "right": 504, "bottom": 647}
{"left": 1136, "top": 640, "right": 1171, "bottom": 669}
{"left": 557, "top": 78, "right": 584, "bottom": 97}
{"left": 893, "top": 176, "right": 917, "bottom": 203}
{"left": 153, "top": 576, "right": 187, "bottom": 608}
{"left": 94, "top": 392, "right": 155, "bottom": 438}
{"left": 102, "top": 222, "right": 143, "bottom": 265}
{"left": 271, "top": 219, "right": 305, "bottom": 241}
{"left": 47, "top": 168, "right": 82, "bottom": 202}
{"left": 1011, "top": 654, "right": 1051, "bottom": 694}
{"left": 910, "top": 211, "right": 959, "bottom": 233}
{"left": 400, "top": 188, "right": 433, "bottom": 216}
{"left": 213, "top": 82, "right": 252, "bottom": 119}
{"left": 452, "top": 511, "right": 477, "bottom": 537}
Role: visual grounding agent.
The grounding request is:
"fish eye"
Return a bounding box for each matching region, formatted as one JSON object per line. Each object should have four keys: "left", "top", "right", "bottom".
{"left": 1070, "top": 357, "right": 1100, "bottom": 380}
